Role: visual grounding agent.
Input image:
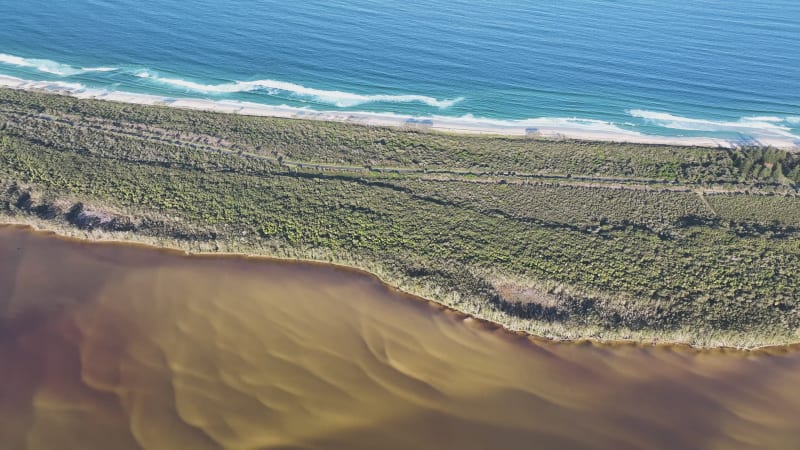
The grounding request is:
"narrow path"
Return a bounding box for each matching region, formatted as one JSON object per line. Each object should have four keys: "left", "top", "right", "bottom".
{"left": 695, "top": 190, "right": 717, "bottom": 216}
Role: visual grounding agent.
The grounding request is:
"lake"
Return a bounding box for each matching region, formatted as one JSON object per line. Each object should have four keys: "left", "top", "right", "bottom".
{"left": 1, "top": 225, "right": 799, "bottom": 449}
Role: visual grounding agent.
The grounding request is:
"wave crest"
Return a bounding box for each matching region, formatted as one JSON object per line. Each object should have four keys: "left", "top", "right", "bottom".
{"left": 629, "top": 110, "right": 800, "bottom": 141}
{"left": 0, "top": 53, "right": 116, "bottom": 76}
{"left": 135, "top": 71, "right": 462, "bottom": 108}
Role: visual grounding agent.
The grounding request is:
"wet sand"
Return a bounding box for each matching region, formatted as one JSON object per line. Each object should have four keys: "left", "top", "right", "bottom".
{"left": 1, "top": 225, "right": 799, "bottom": 450}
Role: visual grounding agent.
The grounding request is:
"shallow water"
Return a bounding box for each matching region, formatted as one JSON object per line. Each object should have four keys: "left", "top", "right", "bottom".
{"left": 1, "top": 226, "right": 799, "bottom": 450}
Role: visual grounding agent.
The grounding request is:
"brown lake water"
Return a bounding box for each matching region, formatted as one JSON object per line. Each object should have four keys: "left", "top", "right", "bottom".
{"left": 1, "top": 226, "right": 799, "bottom": 450}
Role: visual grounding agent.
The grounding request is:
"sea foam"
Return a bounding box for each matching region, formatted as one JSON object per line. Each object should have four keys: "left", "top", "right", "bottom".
{"left": 629, "top": 110, "right": 800, "bottom": 142}
{"left": 135, "top": 71, "right": 463, "bottom": 108}
{"left": 0, "top": 53, "right": 116, "bottom": 76}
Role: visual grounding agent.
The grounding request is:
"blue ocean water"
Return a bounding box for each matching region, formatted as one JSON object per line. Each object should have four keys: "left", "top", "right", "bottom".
{"left": 1, "top": 0, "right": 799, "bottom": 144}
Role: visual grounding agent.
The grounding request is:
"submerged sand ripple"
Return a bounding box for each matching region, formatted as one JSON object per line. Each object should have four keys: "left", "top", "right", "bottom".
{"left": 2, "top": 226, "right": 800, "bottom": 450}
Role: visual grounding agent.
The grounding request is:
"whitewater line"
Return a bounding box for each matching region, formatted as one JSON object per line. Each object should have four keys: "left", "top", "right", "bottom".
{"left": 0, "top": 53, "right": 117, "bottom": 77}
{"left": 135, "top": 70, "right": 462, "bottom": 108}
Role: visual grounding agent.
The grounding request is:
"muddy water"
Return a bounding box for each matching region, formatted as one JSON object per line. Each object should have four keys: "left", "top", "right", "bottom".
{"left": 1, "top": 226, "right": 799, "bottom": 450}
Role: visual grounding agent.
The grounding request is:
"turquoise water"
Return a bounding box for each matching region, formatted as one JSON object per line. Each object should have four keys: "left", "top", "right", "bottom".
{"left": 1, "top": 0, "right": 799, "bottom": 144}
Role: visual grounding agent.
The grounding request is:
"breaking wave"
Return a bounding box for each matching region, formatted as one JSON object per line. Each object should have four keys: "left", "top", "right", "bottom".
{"left": 0, "top": 53, "right": 460, "bottom": 108}
{"left": 0, "top": 53, "right": 116, "bottom": 76}
{"left": 629, "top": 110, "right": 800, "bottom": 142}
{"left": 135, "top": 70, "right": 462, "bottom": 108}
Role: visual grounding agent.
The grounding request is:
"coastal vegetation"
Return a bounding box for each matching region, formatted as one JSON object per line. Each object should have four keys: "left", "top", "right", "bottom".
{"left": 1, "top": 87, "right": 799, "bottom": 347}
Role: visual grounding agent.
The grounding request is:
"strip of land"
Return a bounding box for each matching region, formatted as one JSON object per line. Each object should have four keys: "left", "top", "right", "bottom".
{"left": 1, "top": 86, "right": 799, "bottom": 348}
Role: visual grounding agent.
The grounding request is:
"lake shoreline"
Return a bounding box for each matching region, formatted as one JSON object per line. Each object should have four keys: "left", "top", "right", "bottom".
{"left": 6, "top": 220, "right": 800, "bottom": 450}
{"left": 3, "top": 86, "right": 799, "bottom": 351}
{"left": 4, "top": 218, "right": 797, "bottom": 353}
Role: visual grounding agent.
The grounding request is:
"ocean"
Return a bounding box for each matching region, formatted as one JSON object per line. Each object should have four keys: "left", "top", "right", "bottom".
{"left": 1, "top": 0, "right": 799, "bottom": 146}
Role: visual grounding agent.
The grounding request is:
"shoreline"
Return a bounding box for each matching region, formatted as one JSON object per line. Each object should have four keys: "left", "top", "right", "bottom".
{"left": 3, "top": 74, "right": 797, "bottom": 150}
{"left": 4, "top": 219, "right": 797, "bottom": 353}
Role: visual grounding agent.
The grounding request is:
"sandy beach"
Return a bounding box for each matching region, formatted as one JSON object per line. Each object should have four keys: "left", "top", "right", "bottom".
{"left": 2, "top": 74, "right": 796, "bottom": 149}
